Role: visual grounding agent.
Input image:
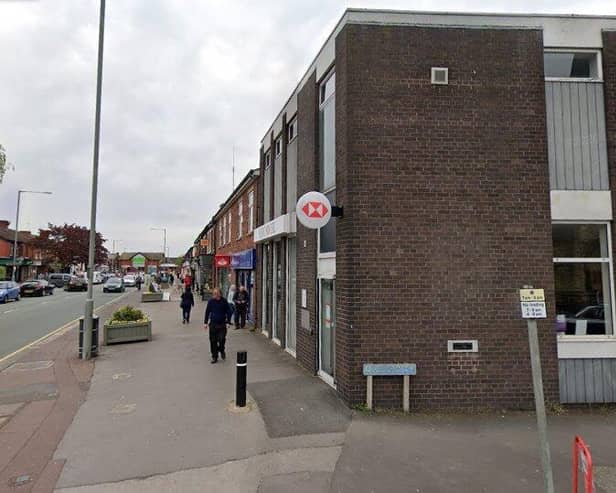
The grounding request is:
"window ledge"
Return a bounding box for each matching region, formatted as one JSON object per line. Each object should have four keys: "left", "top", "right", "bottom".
{"left": 557, "top": 334, "right": 616, "bottom": 359}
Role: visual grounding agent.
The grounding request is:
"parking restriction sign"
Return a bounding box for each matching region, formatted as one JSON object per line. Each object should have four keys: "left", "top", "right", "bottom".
{"left": 520, "top": 289, "right": 547, "bottom": 319}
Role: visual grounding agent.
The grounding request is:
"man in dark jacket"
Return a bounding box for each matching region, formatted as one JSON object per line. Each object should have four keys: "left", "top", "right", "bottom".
{"left": 204, "top": 288, "right": 230, "bottom": 363}
{"left": 180, "top": 286, "right": 195, "bottom": 323}
{"left": 232, "top": 285, "right": 249, "bottom": 329}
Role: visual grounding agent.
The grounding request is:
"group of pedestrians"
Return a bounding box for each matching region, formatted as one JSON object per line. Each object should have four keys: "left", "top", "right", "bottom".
{"left": 178, "top": 283, "right": 250, "bottom": 364}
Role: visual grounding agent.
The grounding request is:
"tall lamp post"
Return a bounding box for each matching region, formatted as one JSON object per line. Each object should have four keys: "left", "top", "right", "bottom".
{"left": 83, "top": 0, "right": 106, "bottom": 361}
{"left": 151, "top": 227, "right": 167, "bottom": 263}
{"left": 12, "top": 190, "right": 52, "bottom": 282}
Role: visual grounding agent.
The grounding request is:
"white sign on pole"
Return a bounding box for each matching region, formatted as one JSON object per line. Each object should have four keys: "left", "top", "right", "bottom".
{"left": 296, "top": 191, "right": 332, "bottom": 229}
{"left": 519, "top": 289, "right": 547, "bottom": 319}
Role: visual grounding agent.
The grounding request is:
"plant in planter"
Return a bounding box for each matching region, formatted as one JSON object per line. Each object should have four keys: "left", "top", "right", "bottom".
{"left": 103, "top": 305, "right": 152, "bottom": 345}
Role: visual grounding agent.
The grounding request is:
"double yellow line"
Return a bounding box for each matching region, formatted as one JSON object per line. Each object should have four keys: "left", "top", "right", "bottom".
{"left": 0, "top": 292, "right": 130, "bottom": 366}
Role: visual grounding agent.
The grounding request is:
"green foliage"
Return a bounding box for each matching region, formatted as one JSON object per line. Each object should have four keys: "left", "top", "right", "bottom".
{"left": 109, "top": 305, "right": 148, "bottom": 324}
{"left": 0, "top": 144, "right": 7, "bottom": 184}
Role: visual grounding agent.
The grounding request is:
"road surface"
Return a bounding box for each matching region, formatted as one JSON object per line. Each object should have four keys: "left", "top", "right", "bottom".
{"left": 0, "top": 285, "right": 132, "bottom": 360}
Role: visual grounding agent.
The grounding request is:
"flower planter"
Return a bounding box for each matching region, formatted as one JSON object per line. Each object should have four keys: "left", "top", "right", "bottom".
{"left": 141, "top": 292, "right": 164, "bottom": 302}
{"left": 103, "top": 320, "right": 152, "bottom": 345}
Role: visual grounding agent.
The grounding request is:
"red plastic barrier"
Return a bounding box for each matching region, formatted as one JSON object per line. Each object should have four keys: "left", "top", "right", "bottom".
{"left": 573, "top": 436, "right": 594, "bottom": 493}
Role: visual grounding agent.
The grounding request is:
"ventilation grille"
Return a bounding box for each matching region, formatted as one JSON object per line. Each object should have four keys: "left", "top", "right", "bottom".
{"left": 431, "top": 67, "right": 449, "bottom": 85}
{"left": 447, "top": 340, "right": 478, "bottom": 353}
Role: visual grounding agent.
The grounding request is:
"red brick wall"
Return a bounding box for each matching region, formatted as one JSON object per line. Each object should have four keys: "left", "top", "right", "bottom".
{"left": 0, "top": 238, "right": 11, "bottom": 257}
{"left": 334, "top": 24, "right": 558, "bottom": 410}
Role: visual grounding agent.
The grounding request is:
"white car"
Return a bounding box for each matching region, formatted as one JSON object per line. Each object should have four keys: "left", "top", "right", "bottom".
{"left": 123, "top": 275, "right": 136, "bottom": 287}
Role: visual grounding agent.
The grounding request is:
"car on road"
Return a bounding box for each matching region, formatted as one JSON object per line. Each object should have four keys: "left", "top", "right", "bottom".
{"left": 103, "top": 277, "right": 125, "bottom": 293}
{"left": 123, "top": 275, "right": 136, "bottom": 287}
{"left": 20, "top": 279, "right": 54, "bottom": 297}
{"left": 64, "top": 276, "right": 88, "bottom": 292}
{"left": 48, "top": 273, "right": 72, "bottom": 288}
{"left": 0, "top": 281, "right": 20, "bottom": 303}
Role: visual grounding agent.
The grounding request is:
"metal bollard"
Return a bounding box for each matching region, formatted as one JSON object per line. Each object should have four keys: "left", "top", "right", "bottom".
{"left": 236, "top": 351, "right": 247, "bottom": 407}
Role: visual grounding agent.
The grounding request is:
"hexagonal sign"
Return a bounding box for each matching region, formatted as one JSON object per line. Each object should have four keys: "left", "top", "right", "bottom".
{"left": 296, "top": 191, "right": 332, "bottom": 229}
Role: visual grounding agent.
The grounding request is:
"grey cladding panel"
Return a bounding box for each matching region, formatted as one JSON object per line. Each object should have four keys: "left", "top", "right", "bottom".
{"left": 274, "top": 155, "right": 283, "bottom": 217}
{"left": 287, "top": 140, "right": 298, "bottom": 213}
{"left": 559, "top": 358, "right": 616, "bottom": 403}
{"left": 545, "top": 82, "right": 609, "bottom": 190}
{"left": 263, "top": 166, "right": 271, "bottom": 222}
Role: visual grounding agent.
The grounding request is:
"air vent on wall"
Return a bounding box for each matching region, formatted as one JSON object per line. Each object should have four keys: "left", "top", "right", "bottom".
{"left": 447, "top": 340, "right": 478, "bottom": 353}
{"left": 431, "top": 67, "right": 449, "bottom": 85}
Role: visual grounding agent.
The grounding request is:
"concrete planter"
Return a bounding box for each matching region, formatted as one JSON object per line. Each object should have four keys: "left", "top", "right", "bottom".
{"left": 141, "top": 292, "right": 164, "bottom": 302}
{"left": 103, "top": 320, "right": 152, "bottom": 345}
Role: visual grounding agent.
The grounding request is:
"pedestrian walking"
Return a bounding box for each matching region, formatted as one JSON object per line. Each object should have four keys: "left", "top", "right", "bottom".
{"left": 227, "top": 284, "right": 236, "bottom": 327}
{"left": 184, "top": 273, "right": 192, "bottom": 291}
{"left": 170, "top": 273, "right": 174, "bottom": 284}
{"left": 232, "top": 285, "right": 249, "bottom": 329}
{"left": 180, "top": 286, "right": 195, "bottom": 323}
{"left": 204, "top": 288, "right": 230, "bottom": 364}
{"left": 136, "top": 275, "right": 142, "bottom": 291}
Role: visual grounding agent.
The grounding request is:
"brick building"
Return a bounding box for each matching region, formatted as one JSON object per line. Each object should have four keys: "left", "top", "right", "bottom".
{"left": 211, "top": 170, "right": 259, "bottom": 319}
{"left": 0, "top": 220, "right": 44, "bottom": 281}
{"left": 255, "top": 10, "right": 616, "bottom": 410}
{"left": 117, "top": 252, "right": 164, "bottom": 274}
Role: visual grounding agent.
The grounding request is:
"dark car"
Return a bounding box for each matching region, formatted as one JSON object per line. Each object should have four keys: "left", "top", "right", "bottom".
{"left": 103, "top": 277, "right": 125, "bottom": 293}
{"left": 64, "top": 276, "right": 88, "bottom": 292}
{"left": 20, "top": 279, "right": 54, "bottom": 297}
{"left": 0, "top": 281, "right": 20, "bottom": 303}
{"left": 566, "top": 305, "right": 606, "bottom": 335}
{"left": 48, "top": 273, "right": 72, "bottom": 288}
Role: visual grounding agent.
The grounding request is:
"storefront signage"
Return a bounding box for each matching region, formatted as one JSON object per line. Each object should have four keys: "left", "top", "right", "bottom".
{"left": 200, "top": 239, "right": 209, "bottom": 247}
{"left": 214, "top": 255, "right": 231, "bottom": 268}
{"left": 231, "top": 249, "right": 256, "bottom": 270}
{"left": 132, "top": 254, "right": 146, "bottom": 268}
{"left": 520, "top": 288, "right": 546, "bottom": 319}
{"left": 254, "top": 213, "right": 296, "bottom": 243}
{"left": 296, "top": 191, "right": 331, "bottom": 229}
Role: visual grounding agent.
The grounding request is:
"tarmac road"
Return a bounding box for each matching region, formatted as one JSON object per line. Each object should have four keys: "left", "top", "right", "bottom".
{"left": 0, "top": 284, "right": 132, "bottom": 361}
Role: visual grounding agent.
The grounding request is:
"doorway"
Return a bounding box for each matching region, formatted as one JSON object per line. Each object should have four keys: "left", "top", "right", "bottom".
{"left": 319, "top": 278, "right": 335, "bottom": 385}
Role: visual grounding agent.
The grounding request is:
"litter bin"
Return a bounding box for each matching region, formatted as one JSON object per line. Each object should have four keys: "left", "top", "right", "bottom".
{"left": 79, "top": 315, "right": 99, "bottom": 357}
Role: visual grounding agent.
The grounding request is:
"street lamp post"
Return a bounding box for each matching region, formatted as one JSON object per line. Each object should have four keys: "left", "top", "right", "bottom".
{"left": 151, "top": 227, "right": 167, "bottom": 263}
{"left": 12, "top": 190, "right": 52, "bottom": 282}
{"left": 83, "top": 0, "right": 106, "bottom": 361}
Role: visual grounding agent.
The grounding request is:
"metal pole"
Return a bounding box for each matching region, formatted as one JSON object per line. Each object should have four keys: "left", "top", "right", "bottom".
{"left": 163, "top": 228, "right": 167, "bottom": 263}
{"left": 83, "top": 0, "right": 106, "bottom": 361}
{"left": 235, "top": 350, "right": 247, "bottom": 407}
{"left": 11, "top": 191, "right": 21, "bottom": 282}
{"left": 527, "top": 319, "right": 555, "bottom": 493}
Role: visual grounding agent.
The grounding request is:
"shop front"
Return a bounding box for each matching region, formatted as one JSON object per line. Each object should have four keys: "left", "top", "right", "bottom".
{"left": 231, "top": 249, "right": 256, "bottom": 322}
{"left": 214, "top": 254, "right": 232, "bottom": 298}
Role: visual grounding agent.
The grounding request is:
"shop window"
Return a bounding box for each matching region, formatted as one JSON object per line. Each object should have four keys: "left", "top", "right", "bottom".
{"left": 553, "top": 223, "right": 613, "bottom": 335}
{"left": 544, "top": 51, "right": 601, "bottom": 80}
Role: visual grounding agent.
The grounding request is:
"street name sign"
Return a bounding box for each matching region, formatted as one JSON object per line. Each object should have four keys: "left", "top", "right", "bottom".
{"left": 520, "top": 288, "right": 547, "bottom": 319}
{"left": 296, "top": 191, "right": 331, "bottom": 229}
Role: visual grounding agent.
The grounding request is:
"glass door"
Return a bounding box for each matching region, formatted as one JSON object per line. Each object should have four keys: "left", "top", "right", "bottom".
{"left": 319, "top": 278, "right": 335, "bottom": 382}
{"left": 272, "top": 241, "right": 284, "bottom": 343}
{"left": 286, "top": 238, "right": 297, "bottom": 354}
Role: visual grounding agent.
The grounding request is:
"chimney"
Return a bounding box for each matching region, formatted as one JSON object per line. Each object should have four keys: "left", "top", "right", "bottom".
{"left": 0, "top": 220, "right": 10, "bottom": 230}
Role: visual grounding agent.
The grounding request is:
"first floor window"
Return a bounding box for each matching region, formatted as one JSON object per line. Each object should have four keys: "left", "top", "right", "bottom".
{"left": 553, "top": 223, "right": 613, "bottom": 335}
{"left": 238, "top": 201, "right": 243, "bottom": 239}
{"left": 248, "top": 190, "right": 254, "bottom": 232}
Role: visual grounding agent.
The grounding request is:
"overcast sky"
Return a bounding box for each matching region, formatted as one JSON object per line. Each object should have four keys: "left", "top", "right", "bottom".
{"left": 1, "top": 0, "right": 615, "bottom": 257}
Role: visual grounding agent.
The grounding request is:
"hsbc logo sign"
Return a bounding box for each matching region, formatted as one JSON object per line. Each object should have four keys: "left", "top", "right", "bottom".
{"left": 296, "top": 191, "right": 332, "bottom": 229}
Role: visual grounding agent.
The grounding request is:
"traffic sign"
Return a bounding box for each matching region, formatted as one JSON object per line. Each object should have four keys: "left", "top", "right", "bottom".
{"left": 520, "top": 289, "right": 547, "bottom": 319}
{"left": 296, "top": 191, "right": 332, "bottom": 229}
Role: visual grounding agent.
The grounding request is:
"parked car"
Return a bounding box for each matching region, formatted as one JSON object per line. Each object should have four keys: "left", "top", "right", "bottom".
{"left": 48, "top": 273, "right": 72, "bottom": 288}
{"left": 92, "top": 271, "right": 103, "bottom": 284}
{"left": 103, "top": 277, "right": 125, "bottom": 293}
{"left": 64, "top": 276, "right": 88, "bottom": 292}
{"left": 123, "top": 275, "right": 136, "bottom": 287}
{"left": 0, "top": 281, "right": 20, "bottom": 303}
{"left": 566, "top": 305, "right": 606, "bottom": 335}
{"left": 20, "top": 279, "right": 54, "bottom": 297}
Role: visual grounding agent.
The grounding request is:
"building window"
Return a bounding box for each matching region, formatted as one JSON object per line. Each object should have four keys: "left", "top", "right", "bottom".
{"left": 319, "top": 70, "right": 336, "bottom": 254}
{"left": 544, "top": 50, "right": 601, "bottom": 80}
{"left": 219, "top": 220, "right": 224, "bottom": 247}
{"left": 265, "top": 151, "right": 271, "bottom": 168}
{"left": 553, "top": 223, "right": 613, "bottom": 335}
{"left": 227, "top": 212, "right": 232, "bottom": 244}
{"left": 248, "top": 190, "right": 254, "bottom": 233}
{"left": 275, "top": 137, "right": 282, "bottom": 157}
{"left": 238, "top": 201, "right": 243, "bottom": 239}
{"left": 288, "top": 118, "right": 297, "bottom": 142}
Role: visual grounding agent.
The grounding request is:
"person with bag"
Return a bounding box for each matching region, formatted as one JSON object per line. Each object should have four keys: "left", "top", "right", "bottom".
{"left": 232, "top": 285, "right": 249, "bottom": 329}
{"left": 227, "top": 284, "right": 236, "bottom": 325}
{"left": 180, "top": 286, "right": 195, "bottom": 324}
{"left": 204, "top": 288, "right": 230, "bottom": 364}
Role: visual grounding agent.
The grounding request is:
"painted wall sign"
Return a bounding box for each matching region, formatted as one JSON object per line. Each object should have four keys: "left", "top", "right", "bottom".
{"left": 296, "top": 191, "right": 332, "bottom": 229}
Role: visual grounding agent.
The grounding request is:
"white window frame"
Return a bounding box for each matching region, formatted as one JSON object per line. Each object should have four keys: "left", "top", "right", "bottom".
{"left": 275, "top": 138, "right": 282, "bottom": 157}
{"left": 227, "top": 212, "right": 232, "bottom": 244}
{"left": 248, "top": 190, "right": 254, "bottom": 233}
{"left": 553, "top": 220, "right": 615, "bottom": 338}
{"left": 265, "top": 151, "right": 271, "bottom": 169}
{"left": 288, "top": 117, "right": 297, "bottom": 143}
{"left": 544, "top": 48, "right": 603, "bottom": 83}
{"left": 238, "top": 201, "right": 243, "bottom": 240}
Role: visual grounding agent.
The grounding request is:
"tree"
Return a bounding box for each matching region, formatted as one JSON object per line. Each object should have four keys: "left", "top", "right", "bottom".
{"left": 0, "top": 144, "right": 9, "bottom": 184}
{"left": 32, "top": 223, "right": 108, "bottom": 271}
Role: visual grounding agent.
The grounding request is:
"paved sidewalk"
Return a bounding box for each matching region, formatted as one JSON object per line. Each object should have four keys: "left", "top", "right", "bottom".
{"left": 8, "top": 289, "right": 616, "bottom": 492}
{"left": 0, "top": 290, "right": 138, "bottom": 493}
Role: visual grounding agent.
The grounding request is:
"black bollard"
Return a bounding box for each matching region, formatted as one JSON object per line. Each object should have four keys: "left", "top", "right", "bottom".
{"left": 236, "top": 350, "right": 247, "bottom": 407}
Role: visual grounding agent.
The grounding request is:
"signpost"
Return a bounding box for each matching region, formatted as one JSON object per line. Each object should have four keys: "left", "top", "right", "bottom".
{"left": 295, "top": 191, "right": 332, "bottom": 229}
{"left": 520, "top": 287, "right": 554, "bottom": 493}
